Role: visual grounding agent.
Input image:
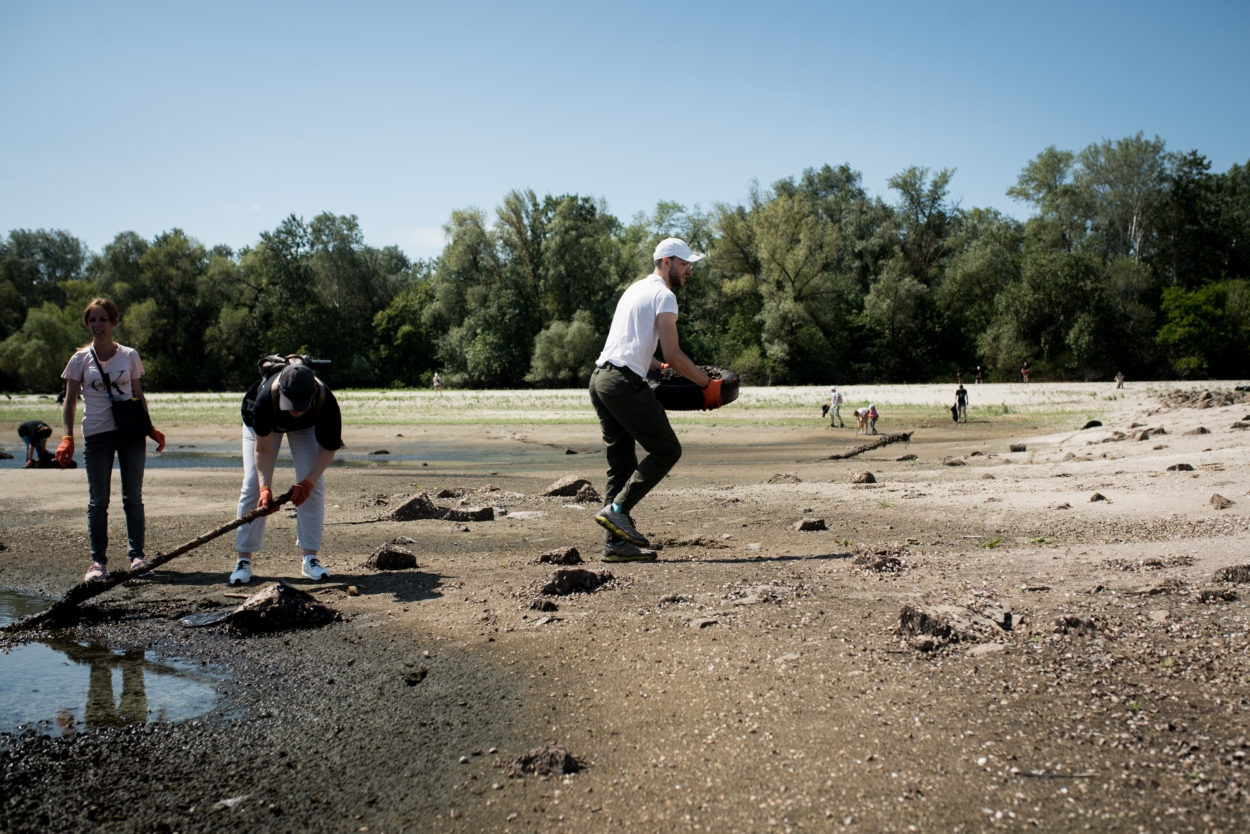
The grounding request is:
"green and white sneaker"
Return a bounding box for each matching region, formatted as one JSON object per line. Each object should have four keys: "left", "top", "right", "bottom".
{"left": 229, "top": 559, "right": 253, "bottom": 586}
{"left": 301, "top": 557, "right": 329, "bottom": 580}
{"left": 601, "top": 539, "right": 657, "bottom": 563}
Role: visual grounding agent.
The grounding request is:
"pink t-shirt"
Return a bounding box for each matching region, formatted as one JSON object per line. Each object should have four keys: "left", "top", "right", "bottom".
{"left": 61, "top": 345, "right": 145, "bottom": 437}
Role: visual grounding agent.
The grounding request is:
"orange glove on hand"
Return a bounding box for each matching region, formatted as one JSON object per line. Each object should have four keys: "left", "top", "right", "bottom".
{"left": 701, "top": 379, "right": 723, "bottom": 411}
{"left": 149, "top": 427, "right": 166, "bottom": 453}
{"left": 55, "top": 436, "right": 75, "bottom": 467}
{"left": 290, "top": 478, "right": 315, "bottom": 507}
{"left": 660, "top": 363, "right": 671, "bottom": 371}
{"left": 257, "top": 485, "right": 275, "bottom": 511}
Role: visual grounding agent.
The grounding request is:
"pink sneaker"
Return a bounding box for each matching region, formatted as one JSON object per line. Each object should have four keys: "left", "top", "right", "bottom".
{"left": 130, "top": 557, "right": 155, "bottom": 577}
{"left": 84, "top": 562, "right": 108, "bottom": 581}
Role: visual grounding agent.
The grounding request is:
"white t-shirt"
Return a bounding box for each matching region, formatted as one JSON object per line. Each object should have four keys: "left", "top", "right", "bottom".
{"left": 62, "top": 345, "right": 145, "bottom": 437}
{"left": 595, "top": 274, "right": 679, "bottom": 378}
{"left": 830, "top": 389, "right": 843, "bottom": 406}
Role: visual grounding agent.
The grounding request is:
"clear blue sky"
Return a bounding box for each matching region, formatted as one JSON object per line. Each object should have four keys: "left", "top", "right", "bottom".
{"left": 2, "top": 0, "right": 1247, "bottom": 259}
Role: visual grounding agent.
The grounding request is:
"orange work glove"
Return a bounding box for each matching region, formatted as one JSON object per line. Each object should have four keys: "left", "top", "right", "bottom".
{"left": 290, "top": 478, "right": 315, "bottom": 507}
{"left": 257, "top": 485, "right": 275, "bottom": 511}
{"left": 149, "top": 427, "right": 166, "bottom": 453}
{"left": 701, "top": 379, "right": 723, "bottom": 410}
{"left": 55, "top": 436, "right": 75, "bottom": 467}
{"left": 659, "top": 363, "right": 671, "bottom": 371}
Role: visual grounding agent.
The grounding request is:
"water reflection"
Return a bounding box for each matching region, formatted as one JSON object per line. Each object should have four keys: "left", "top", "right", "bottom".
{"left": 0, "top": 590, "right": 224, "bottom": 736}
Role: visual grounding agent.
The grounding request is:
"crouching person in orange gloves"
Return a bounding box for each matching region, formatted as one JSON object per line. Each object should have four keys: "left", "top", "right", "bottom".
{"left": 58, "top": 298, "right": 166, "bottom": 581}
{"left": 230, "top": 361, "right": 343, "bottom": 585}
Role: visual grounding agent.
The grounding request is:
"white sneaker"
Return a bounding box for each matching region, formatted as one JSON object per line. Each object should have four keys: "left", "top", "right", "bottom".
{"left": 229, "top": 559, "right": 253, "bottom": 585}
{"left": 301, "top": 558, "right": 328, "bottom": 580}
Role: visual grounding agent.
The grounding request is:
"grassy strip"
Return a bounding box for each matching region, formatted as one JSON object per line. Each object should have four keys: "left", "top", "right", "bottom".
{"left": 2, "top": 387, "right": 1111, "bottom": 432}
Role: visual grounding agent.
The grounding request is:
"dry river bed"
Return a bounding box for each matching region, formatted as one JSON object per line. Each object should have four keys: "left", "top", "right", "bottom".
{"left": 3, "top": 387, "right": 1250, "bottom": 833}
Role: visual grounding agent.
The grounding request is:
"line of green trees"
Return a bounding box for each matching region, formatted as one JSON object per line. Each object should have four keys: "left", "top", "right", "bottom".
{"left": 2, "top": 133, "right": 1248, "bottom": 393}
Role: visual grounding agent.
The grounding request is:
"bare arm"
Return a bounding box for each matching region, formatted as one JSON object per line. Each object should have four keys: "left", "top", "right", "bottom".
{"left": 132, "top": 377, "right": 147, "bottom": 409}
{"left": 254, "top": 432, "right": 278, "bottom": 490}
{"left": 304, "top": 445, "right": 337, "bottom": 484}
{"left": 655, "top": 312, "right": 710, "bottom": 388}
{"left": 61, "top": 379, "right": 81, "bottom": 438}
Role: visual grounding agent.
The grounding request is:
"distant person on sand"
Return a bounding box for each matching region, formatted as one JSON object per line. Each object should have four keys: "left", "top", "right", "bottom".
{"left": 1021, "top": 361, "right": 1030, "bottom": 383}
{"left": 432, "top": 372, "right": 442, "bottom": 394}
{"left": 828, "top": 385, "right": 845, "bottom": 428}
{"left": 855, "top": 405, "right": 869, "bottom": 434}
{"left": 955, "top": 385, "right": 968, "bottom": 423}
{"left": 975, "top": 366, "right": 983, "bottom": 384}
{"left": 956, "top": 369, "right": 964, "bottom": 386}
{"left": 867, "top": 404, "right": 879, "bottom": 435}
{"left": 1114, "top": 371, "right": 1124, "bottom": 389}
{"left": 18, "top": 420, "right": 54, "bottom": 467}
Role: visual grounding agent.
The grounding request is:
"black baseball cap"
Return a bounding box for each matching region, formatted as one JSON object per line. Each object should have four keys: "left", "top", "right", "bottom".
{"left": 278, "top": 365, "right": 316, "bottom": 412}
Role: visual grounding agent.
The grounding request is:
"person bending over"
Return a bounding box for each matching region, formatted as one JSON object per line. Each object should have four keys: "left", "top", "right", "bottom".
{"left": 18, "top": 420, "right": 54, "bottom": 467}
{"left": 231, "top": 362, "right": 343, "bottom": 585}
{"left": 589, "top": 237, "right": 722, "bottom": 562}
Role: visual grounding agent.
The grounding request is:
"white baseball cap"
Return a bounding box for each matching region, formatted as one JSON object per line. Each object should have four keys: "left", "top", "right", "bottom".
{"left": 653, "top": 237, "right": 705, "bottom": 263}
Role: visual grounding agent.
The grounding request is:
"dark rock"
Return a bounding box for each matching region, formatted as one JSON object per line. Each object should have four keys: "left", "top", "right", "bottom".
{"left": 899, "top": 600, "right": 1011, "bottom": 649}
{"left": 1211, "top": 493, "right": 1235, "bottom": 510}
{"left": 1198, "top": 588, "right": 1238, "bottom": 604}
{"left": 848, "top": 470, "right": 876, "bottom": 484}
{"left": 1166, "top": 463, "right": 1195, "bottom": 472}
{"left": 537, "top": 546, "right": 583, "bottom": 565}
{"left": 0, "top": 451, "right": 12, "bottom": 459}
{"left": 1055, "top": 502, "right": 1071, "bottom": 509}
{"left": 564, "top": 448, "right": 578, "bottom": 454}
{"left": 1090, "top": 492, "right": 1106, "bottom": 502}
{"left": 1009, "top": 444, "right": 1027, "bottom": 452}
{"left": 366, "top": 544, "right": 417, "bottom": 570}
{"left": 444, "top": 506, "right": 494, "bottom": 522}
{"left": 793, "top": 518, "right": 828, "bottom": 532}
{"left": 969, "top": 450, "right": 984, "bottom": 457}
{"left": 942, "top": 457, "right": 966, "bottom": 466}
{"left": 370, "top": 449, "right": 391, "bottom": 455}
{"left": 981, "top": 473, "right": 996, "bottom": 480}
{"left": 511, "top": 744, "right": 580, "bottom": 776}
{"left": 389, "top": 492, "right": 447, "bottom": 521}
{"left": 1054, "top": 615, "right": 1098, "bottom": 637}
{"left": 1183, "top": 426, "right": 1210, "bottom": 436}
{"left": 541, "top": 475, "right": 594, "bottom": 497}
{"left": 403, "top": 667, "right": 428, "bottom": 686}
{"left": 229, "top": 581, "right": 338, "bottom": 634}
{"left": 539, "top": 568, "right": 614, "bottom": 596}
{"left": 1230, "top": 421, "right": 1250, "bottom": 429}
{"left": 529, "top": 599, "right": 558, "bottom": 612}
{"left": 390, "top": 536, "right": 416, "bottom": 545}
{"left": 436, "top": 487, "right": 467, "bottom": 499}
{"left": 1213, "top": 565, "right": 1250, "bottom": 584}
{"left": 574, "top": 483, "right": 601, "bottom": 504}
{"left": 896, "top": 454, "right": 918, "bottom": 462}
{"left": 767, "top": 473, "right": 802, "bottom": 484}
{"left": 1081, "top": 420, "right": 1103, "bottom": 429}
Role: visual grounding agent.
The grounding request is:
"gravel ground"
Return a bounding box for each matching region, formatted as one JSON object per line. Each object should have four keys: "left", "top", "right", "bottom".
{"left": 2, "top": 385, "right": 1250, "bottom": 833}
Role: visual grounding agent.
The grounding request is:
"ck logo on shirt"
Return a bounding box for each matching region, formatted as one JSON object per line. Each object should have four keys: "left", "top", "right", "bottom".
{"left": 90, "top": 370, "right": 129, "bottom": 397}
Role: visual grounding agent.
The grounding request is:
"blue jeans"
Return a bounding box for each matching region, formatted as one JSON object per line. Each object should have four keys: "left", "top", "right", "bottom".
{"left": 84, "top": 430, "right": 146, "bottom": 565}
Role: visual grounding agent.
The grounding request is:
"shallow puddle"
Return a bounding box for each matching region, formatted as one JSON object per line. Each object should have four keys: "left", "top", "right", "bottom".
{"left": 0, "top": 589, "right": 226, "bottom": 737}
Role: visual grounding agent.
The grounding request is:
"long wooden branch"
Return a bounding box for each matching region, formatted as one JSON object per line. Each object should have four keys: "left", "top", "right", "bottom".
{"left": 4, "top": 489, "right": 294, "bottom": 633}
{"left": 826, "top": 432, "right": 913, "bottom": 460}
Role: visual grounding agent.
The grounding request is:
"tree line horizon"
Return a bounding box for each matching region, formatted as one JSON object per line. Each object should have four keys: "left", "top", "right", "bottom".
{"left": 2, "top": 131, "right": 1248, "bottom": 394}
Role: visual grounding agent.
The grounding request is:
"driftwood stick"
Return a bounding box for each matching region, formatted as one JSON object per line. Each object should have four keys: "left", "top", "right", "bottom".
{"left": 4, "top": 489, "right": 294, "bottom": 633}
{"left": 826, "top": 431, "right": 913, "bottom": 461}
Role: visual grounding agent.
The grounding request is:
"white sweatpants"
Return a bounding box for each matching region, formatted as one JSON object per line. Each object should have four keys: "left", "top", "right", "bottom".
{"left": 235, "top": 426, "right": 326, "bottom": 554}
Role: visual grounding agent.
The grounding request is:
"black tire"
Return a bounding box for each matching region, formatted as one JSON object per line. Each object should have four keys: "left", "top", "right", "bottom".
{"left": 647, "top": 366, "right": 740, "bottom": 411}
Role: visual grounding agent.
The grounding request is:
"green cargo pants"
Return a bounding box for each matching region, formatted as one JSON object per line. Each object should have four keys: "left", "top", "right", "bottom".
{"left": 588, "top": 362, "right": 682, "bottom": 513}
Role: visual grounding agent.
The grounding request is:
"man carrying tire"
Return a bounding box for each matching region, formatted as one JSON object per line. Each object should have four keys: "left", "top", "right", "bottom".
{"left": 589, "top": 238, "right": 722, "bottom": 562}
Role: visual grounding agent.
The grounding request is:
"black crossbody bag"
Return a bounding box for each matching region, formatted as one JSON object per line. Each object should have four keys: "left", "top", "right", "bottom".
{"left": 90, "top": 348, "right": 153, "bottom": 439}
